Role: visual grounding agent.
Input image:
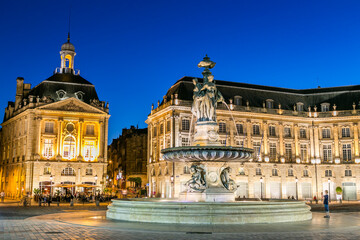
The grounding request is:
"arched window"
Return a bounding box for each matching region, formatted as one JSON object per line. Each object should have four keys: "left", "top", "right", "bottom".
{"left": 256, "top": 168, "right": 262, "bottom": 176}
{"left": 303, "top": 169, "right": 309, "bottom": 177}
{"left": 288, "top": 168, "right": 294, "bottom": 176}
{"left": 345, "top": 169, "right": 352, "bottom": 177}
{"left": 272, "top": 169, "right": 278, "bottom": 176}
{"left": 325, "top": 169, "right": 332, "bottom": 177}
{"left": 84, "top": 141, "right": 96, "bottom": 161}
{"left": 63, "top": 136, "right": 76, "bottom": 159}
{"left": 62, "top": 167, "right": 75, "bottom": 176}
{"left": 85, "top": 168, "right": 93, "bottom": 176}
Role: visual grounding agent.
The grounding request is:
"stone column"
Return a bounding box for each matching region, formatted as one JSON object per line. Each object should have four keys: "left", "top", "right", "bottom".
{"left": 309, "top": 125, "right": 315, "bottom": 160}
{"left": 229, "top": 119, "right": 234, "bottom": 146}
{"left": 278, "top": 122, "right": 284, "bottom": 157}
{"left": 294, "top": 124, "right": 299, "bottom": 158}
{"left": 78, "top": 120, "right": 83, "bottom": 158}
{"left": 174, "top": 115, "right": 180, "bottom": 147}
{"left": 104, "top": 117, "right": 109, "bottom": 162}
{"left": 314, "top": 126, "right": 320, "bottom": 159}
{"left": 56, "top": 119, "right": 63, "bottom": 156}
{"left": 98, "top": 120, "right": 104, "bottom": 159}
{"left": 262, "top": 121, "right": 268, "bottom": 156}
{"left": 246, "top": 120, "right": 252, "bottom": 148}
{"left": 333, "top": 124, "right": 340, "bottom": 159}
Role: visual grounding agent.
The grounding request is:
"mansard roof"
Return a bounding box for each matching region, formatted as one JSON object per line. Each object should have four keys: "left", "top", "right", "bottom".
{"left": 164, "top": 76, "right": 360, "bottom": 111}
{"left": 27, "top": 73, "right": 99, "bottom": 104}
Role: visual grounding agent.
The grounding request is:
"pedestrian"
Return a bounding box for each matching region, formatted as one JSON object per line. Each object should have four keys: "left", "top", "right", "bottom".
{"left": 47, "top": 194, "right": 51, "bottom": 206}
{"left": 324, "top": 190, "right": 330, "bottom": 218}
{"left": 0, "top": 191, "right": 5, "bottom": 202}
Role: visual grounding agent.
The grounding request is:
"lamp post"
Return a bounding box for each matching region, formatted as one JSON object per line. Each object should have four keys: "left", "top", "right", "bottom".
{"left": 295, "top": 176, "right": 298, "bottom": 200}
{"left": 94, "top": 175, "right": 98, "bottom": 196}
{"left": 50, "top": 175, "right": 53, "bottom": 197}
{"left": 328, "top": 178, "right": 331, "bottom": 203}
{"left": 260, "top": 177, "right": 263, "bottom": 199}
{"left": 170, "top": 176, "right": 174, "bottom": 199}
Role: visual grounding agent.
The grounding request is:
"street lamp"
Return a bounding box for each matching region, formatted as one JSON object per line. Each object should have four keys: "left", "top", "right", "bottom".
{"left": 328, "top": 178, "right": 331, "bottom": 203}
{"left": 295, "top": 176, "right": 298, "bottom": 200}
{"left": 50, "top": 175, "right": 53, "bottom": 197}
{"left": 260, "top": 177, "right": 263, "bottom": 199}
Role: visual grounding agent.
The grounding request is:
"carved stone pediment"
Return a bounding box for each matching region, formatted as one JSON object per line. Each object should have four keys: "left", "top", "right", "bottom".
{"left": 38, "top": 98, "right": 105, "bottom": 114}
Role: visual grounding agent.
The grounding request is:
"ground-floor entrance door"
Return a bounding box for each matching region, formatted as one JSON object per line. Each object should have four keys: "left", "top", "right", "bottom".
{"left": 342, "top": 182, "right": 357, "bottom": 200}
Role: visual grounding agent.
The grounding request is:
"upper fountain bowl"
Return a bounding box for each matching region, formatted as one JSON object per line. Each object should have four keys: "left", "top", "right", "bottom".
{"left": 161, "top": 146, "right": 253, "bottom": 162}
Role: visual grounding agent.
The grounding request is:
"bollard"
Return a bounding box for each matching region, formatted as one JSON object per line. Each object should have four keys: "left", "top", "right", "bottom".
{"left": 70, "top": 199, "right": 74, "bottom": 206}
{"left": 57, "top": 201, "right": 60, "bottom": 207}
{"left": 96, "top": 200, "right": 100, "bottom": 207}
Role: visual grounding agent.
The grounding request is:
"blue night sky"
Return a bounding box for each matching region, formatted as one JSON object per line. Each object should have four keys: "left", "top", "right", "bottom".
{"left": 2, "top": 0, "right": 360, "bottom": 143}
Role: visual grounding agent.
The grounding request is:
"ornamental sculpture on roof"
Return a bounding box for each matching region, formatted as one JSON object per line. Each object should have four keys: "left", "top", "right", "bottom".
{"left": 191, "top": 55, "right": 224, "bottom": 122}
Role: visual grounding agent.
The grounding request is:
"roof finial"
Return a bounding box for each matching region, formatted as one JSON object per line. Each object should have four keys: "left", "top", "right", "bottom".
{"left": 67, "top": 6, "right": 71, "bottom": 43}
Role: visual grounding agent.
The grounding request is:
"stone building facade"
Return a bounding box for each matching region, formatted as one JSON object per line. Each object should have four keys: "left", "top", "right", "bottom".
{"left": 0, "top": 36, "right": 110, "bottom": 198}
{"left": 147, "top": 76, "right": 360, "bottom": 200}
{"left": 108, "top": 126, "right": 147, "bottom": 189}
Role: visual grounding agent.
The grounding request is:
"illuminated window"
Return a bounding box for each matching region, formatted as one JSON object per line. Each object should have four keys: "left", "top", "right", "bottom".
{"left": 160, "top": 123, "right": 164, "bottom": 135}
{"left": 285, "top": 143, "right": 292, "bottom": 161}
{"left": 272, "top": 169, "right": 278, "bottom": 176}
{"left": 182, "top": 138, "right": 189, "bottom": 146}
{"left": 62, "top": 167, "right": 75, "bottom": 176}
{"left": 345, "top": 169, "right": 352, "bottom": 177}
{"left": 266, "top": 99, "right": 274, "bottom": 109}
{"left": 236, "top": 124, "right": 243, "bottom": 134}
{"left": 300, "top": 144, "right": 308, "bottom": 162}
{"left": 56, "top": 90, "right": 67, "bottom": 100}
{"left": 296, "top": 102, "right": 304, "bottom": 111}
{"left": 270, "top": 143, "right": 277, "bottom": 160}
{"left": 253, "top": 141, "right": 261, "bottom": 159}
{"left": 284, "top": 127, "right": 291, "bottom": 137}
{"left": 63, "top": 136, "right": 76, "bottom": 159}
{"left": 84, "top": 141, "right": 96, "bottom": 161}
{"left": 86, "top": 125, "right": 95, "bottom": 135}
{"left": 43, "top": 167, "right": 51, "bottom": 175}
{"left": 322, "top": 128, "right": 331, "bottom": 138}
{"left": 321, "top": 103, "right": 330, "bottom": 112}
{"left": 323, "top": 144, "right": 332, "bottom": 161}
{"left": 43, "top": 139, "right": 54, "bottom": 158}
{"left": 75, "top": 91, "right": 84, "bottom": 101}
{"left": 166, "top": 120, "right": 171, "bottom": 132}
{"left": 343, "top": 144, "right": 352, "bottom": 161}
{"left": 45, "top": 122, "right": 54, "bottom": 133}
{"left": 86, "top": 168, "right": 93, "bottom": 176}
{"left": 253, "top": 124, "right": 260, "bottom": 135}
{"left": 303, "top": 169, "right": 309, "bottom": 177}
{"left": 269, "top": 126, "right": 276, "bottom": 136}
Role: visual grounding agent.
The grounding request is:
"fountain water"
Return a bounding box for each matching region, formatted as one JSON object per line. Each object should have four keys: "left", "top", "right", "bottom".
{"left": 106, "top": 55, "right": 312, "bottom": 224}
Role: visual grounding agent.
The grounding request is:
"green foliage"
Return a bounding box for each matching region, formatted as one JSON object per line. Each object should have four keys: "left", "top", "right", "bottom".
{"left": 33, "top": 188, "right": 41, "bottom": 195}
{"left": 336, "top": 187, "right": 343, "bottom": 193}
{"left": 127, "top": 177, "right": 142, "bottom": 186}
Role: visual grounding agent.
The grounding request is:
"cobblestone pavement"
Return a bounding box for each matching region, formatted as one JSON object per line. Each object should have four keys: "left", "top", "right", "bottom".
{"left": 1, "top": 205, "right": 360, "bottom": 239}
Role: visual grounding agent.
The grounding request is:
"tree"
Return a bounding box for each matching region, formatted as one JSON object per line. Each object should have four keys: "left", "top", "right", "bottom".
{"left": 127, "top": 177, "right": 142, "bottom": 188}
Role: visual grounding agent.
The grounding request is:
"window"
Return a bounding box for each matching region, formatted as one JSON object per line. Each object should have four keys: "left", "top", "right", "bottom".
{"left": 63, "top": 136, "right": 76, "bottom": 159}
{"left": 266, "top": 99, "right": 274, "bottom": 109}
{"left": 253, "top": 124, "right": 260, "bottom": 135}
{"left": 323, "top": 144, "right": 332, "bottom": 161}
{"left": 272, "top": 169, "right": 278, "bottom": 176}
{"left": 256, "top": 168, "right": 262, "bottom": 176}
{"left": 236, "top": 140, "right": 244, "bottom": 147}
{"left": 62, "top": 167, "right": 76, "bottom": 176}
{"left": 322, "top": 128, "right": 331, "bottom": 138}
{"left": 300, "top": 144, "right": 308, "bottom": 162}
{"left": 183, "top": 166, "right": 190, "bottom": 174}
{"left": 345, "top": 169, "right": 352, "bottom": 177}
{"left": 303, "top": 169, "right": 309, "bottom": 177}
{"left": 239, "top": 168, "right": 245, "bottom": 175}
{"left": 84, "top": 141, "right": 96, "bottom": 161}
{"left": 296, "top": 102, "right": 304, "bottom": 112}
{"left": 56, "top": 89, "right": 67, "bottom": 99}
{"left": 325, "top": 170, "right": 332, "bottom": 177}
{"left": 219, "top": 122, "right": 226, "bottom": 133}
{"left": 269, "top": 126, "right": 276, "bottom": 137}
{"left": 285, "top": 143, "right": 292, "bottom": 161}
{"left": 182, "top": 119, "right": 190, "bottom": 131}
{"left": 86, "top": 125, "right": 95, "bottom": 135}
{"left": 321, "top": 103, "right": 330, "bottom": 112}
{"left": 234, "top": 96, "right": 242, "bottom": 105}
{"left": 253, "top": 141, "right": 261, "bottom": 159}
{"left": 75, "top": 91, "right": 84, "bottom": 101}
{"left": 43, "top": 139, "right": 54, "bottom": 158}
{"left": 342, "top": 127, "right": 350, "bottom": 138}
{"left": 166, "top": 120, "right": 171, "bottom": 132}
{"left": 166, "top": 138, "right": 171, "bottom": 148}
{"left": 269, "top": 143, "right": 277, "bottom": 160}
{"left": 343, "top": 144, "right": 352, "bottom": 161}
{"left": 45, "top": 122, "right": 54, "bottom": 133}
{"left": 153, "top": 126, "right": 157, "bottom": 137}
{"left": 160, "top": 123, "right": 164, "bottom": 135}
{"left": 182, "top": 137, "right": 189, "bottom": 146}
{"left": 236, "top": 124, "right": 243, "bottom": 134}
{"left": 43, "top": 167, "right": 51, "bottom": 175}
{"left": 300, "top": 128, "right": 306, "bottom": 138}
{"left": 284, "top": 127, "right": 291, "bottom": 137}
{"left": 86, "top": 168, "right": 93, "bottom": 176}
{"left": 288, "top": 168, "right": 294, "bottom": 176}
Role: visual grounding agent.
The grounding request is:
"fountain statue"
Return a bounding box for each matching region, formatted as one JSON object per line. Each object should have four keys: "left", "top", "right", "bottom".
{"left": 106, "top": 55, "right": 312, "bottom": 224}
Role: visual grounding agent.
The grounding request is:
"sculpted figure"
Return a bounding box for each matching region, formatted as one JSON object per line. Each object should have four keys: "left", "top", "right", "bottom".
{"left": 220, "top": 167, "right": 237, "bottom": 191}
{"left": 186, "top": 164, "right": 206, "bottom": 192}
{"left": 191, "top": 78, "right": 204, "bottom": 120}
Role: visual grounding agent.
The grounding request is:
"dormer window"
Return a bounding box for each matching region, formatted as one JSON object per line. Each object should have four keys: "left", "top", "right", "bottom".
{"left": 234, "top": 96, "right": 242, "bottom": 105}
{"left": 296, "top": 102, "right": 304, "bottom": 112}
{"left": 321, "top": 103, "right": 330, "bottom": 112}
{"left": 266, "top": 99, "right": 274, "bottom": 109}
{"left": 75, "top": 91, "right": 85, "bottom": 101}
{"left": 56, "top": 90, "right": 67, "bottom": 100}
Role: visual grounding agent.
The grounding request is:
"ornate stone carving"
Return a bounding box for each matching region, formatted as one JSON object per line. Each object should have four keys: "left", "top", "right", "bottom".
{"left": 60, "top": 101, "right": 86, "bottom": 112}
{"left": 220, "top": 167, "right": 237, "bottom": 191}
{"left": 186, "top": 164, "right": 206, "bottom": 192}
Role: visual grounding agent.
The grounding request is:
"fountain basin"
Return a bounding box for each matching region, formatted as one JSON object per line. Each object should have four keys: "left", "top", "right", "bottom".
{"left": 106, "top": 198, "right": 312, "bottom": 224}
{"left": 162, "top": 146, "right": 253, "bottom": 162}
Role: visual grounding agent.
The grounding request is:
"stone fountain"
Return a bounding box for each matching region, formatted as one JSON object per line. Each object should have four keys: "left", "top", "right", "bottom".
{"left": 106, "top": 56, "right": 312, "bottom": 224}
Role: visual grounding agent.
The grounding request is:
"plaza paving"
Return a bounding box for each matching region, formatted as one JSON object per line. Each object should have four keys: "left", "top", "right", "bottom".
{"left": 1, "top": 201, "right": 360, "bottom": 239}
